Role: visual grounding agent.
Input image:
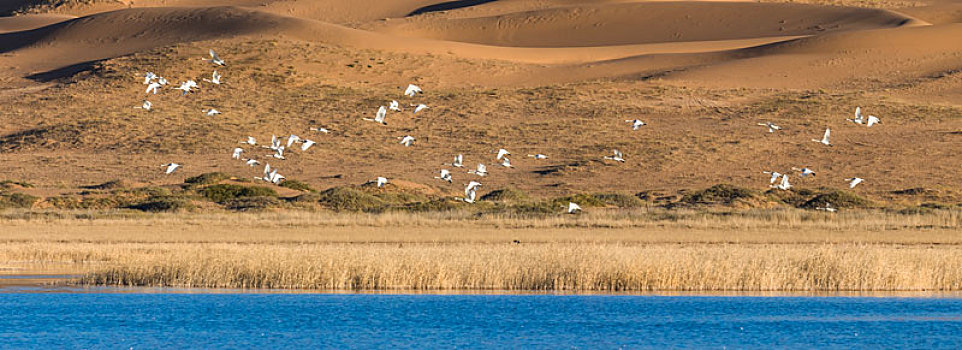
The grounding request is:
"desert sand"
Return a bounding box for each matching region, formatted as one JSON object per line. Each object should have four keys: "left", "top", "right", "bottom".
{"left": 0, "top": 0, "right": 960, "bottom": 204}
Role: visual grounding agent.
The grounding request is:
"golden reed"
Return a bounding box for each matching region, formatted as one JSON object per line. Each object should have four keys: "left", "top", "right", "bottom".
{"left": 0, "top": 209, "right": 959, "bottom": 292}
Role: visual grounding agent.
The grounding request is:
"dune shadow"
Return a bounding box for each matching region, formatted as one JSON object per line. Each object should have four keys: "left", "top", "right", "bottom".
{"left": 26, "top": 60, "right": 99, "bottom": 82}
{"left": 407, "top": 0, "right": 499, "bottom": 16}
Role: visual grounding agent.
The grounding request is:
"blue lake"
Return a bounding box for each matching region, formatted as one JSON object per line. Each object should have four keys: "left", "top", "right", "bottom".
{"left": 0, "top": 290, "right": 960, "bottom": 348}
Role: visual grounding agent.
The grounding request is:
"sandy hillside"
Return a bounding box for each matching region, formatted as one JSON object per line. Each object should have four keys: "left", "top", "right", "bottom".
{"left": 0, "top": 0, "right": 960, "bottom": 203}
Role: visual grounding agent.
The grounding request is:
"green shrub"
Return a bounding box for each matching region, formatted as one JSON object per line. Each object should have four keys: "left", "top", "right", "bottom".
{"left": 199, "top": 184, "right": 277, "bottom": 203}
{"left": 127, "top": 198, "right": 194, "bottom": 212}
{"left": 185, "top": 172, "right": 234, "bottom": 186}
{"left": 549, "top": 193, "right": 607, "bottom": 208}
{"left": 85, "top": 180, "right": 130, "bottom": 190}
{"left": 801, "top": 190, "right": 873, "bottom": 209}
{"left": 682, "top": 184, "right": 757, "bottom": 205}
{"left": 507, "top": 201, "right": 558, "bottom": 214}
{"left": 45, "top": 195, "right": 130, "bottom": 210}
{"left": 225, "top": 196, "right": 283, "bottom": 211}
{"left": 801, "top": 190, "right": 874, "bottom": 209}
{"left": 121, "top": 186, "right": 172, "bottom": 197}
{"left": 317, "top": 187, "right": 386, "bottom": 212}
{"left": 291, "top": 192, "right": 322, "bottom": 203}
{"left": 398, "top": 199, "right": 463, "bottom": 212}
{"left": 591, "top": 193, "right": 644, "bottom": 208}
{"left": 280, "top": 180, "right": 315, "bottom": 192}
{"left": 480, "top": 188, "right": 529, "bottom": 202}
{"left": 0, "top": 193, "right": 40, "bottom": 209}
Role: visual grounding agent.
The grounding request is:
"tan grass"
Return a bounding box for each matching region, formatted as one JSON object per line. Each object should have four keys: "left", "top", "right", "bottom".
{"left": 1, "top": 242, "right": 958, "bottom": 292}
{"left": 0, "top": 209, "right": 960, "bottom": 291}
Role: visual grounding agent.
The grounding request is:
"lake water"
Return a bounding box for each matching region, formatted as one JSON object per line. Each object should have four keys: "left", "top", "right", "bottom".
{"left": 0, "top": 289, "right": 960, "bottom": 348}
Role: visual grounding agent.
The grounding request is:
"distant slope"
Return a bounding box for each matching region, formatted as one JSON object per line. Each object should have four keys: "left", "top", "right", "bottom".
{"left": 370, "top": 2, "right": 920, "bottom": 47}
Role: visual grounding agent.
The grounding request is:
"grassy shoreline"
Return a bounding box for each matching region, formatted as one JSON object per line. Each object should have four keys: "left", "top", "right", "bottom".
{"left": 1, "top": 209, "right": 960, "bottom": 292}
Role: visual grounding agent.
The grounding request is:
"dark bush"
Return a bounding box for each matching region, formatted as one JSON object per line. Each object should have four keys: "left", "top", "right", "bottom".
{"left": 127, "top": 198, "right": 194, "bottom": 212}
{"left": 317, "top": 187, "right": 386, "bottom": 212}
{"left": 801, "top": 190, "right": 873, "bottom": 209}
{"left": 185, "top": 172, "right": 234, "bottom": 185}
{"left": 682, "top": 184, "right": 757, "bottom": 205}
{"left": 480, "top": 188, "right": 529, "bottom": 202}
{"left": 0, "top": 193, "right": 40, "bottom": 209}
{"left": 200, "top": 184, "right": 277, "bottom": 203}
{"left": 225, "top": 196, "right": 283, "bottom": 211}
{"left": 280, "top": 180, "right": 315, "bottom": 192}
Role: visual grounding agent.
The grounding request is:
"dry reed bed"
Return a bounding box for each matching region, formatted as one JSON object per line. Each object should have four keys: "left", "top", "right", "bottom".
{"left": 0, "top": 207, "right": 960, "bottom": 230}
{"left": 1, "top": 209, "right": 961, "bottom": 291}
{"left": 0, "top": 242, "right": 960, "bottom": 291}
{"left": 43, "top": 243, "right": 962, "bottom": 291}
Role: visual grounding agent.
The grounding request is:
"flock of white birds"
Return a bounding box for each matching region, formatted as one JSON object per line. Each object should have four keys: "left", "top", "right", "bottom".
{"left": 141, "top": 49, "right": 882, "bottom": 214}
{"left": 761, "top": 106, "right": 881, "bottom": 212}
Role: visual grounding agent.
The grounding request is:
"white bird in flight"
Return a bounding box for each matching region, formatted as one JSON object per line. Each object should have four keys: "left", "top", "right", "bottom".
{"left": 203, "top": 70, "right": 222, "bottom": 85}
{"left": 462, "top": 181, "right": 481, "bottom": 203}
{"left": 758, "top": 121, "right": 782, "bottom": 133}
{"left": 240, "top": 136, "right": 256, "bottom": 146}
{"left": 527, "top": 154, "right": 548, "bottom": 160}
{"left": 500, "top": 157, "right": 513, "bottom": 168}
{"left": 399, "top": 136, "right": 415, "bottom": 147}
{"left": 846, "top": 177, "right": 864, "bottom": 189}
{"left": 413, "top": 104, "right": 429, "bottom": 114}
{"left": 142, "top": 72, "right": 157, "bottom": 85}
{"left": 468, "top": 164, "right": 487, "bottom": 177}
{"left": 259, "top": 164, "right": 284, "bottom": 184}
{"left": 763, "top": 171, "right": 782, "bottom": 184}
{"left": 363, "top": 106, "right": 388, "bottom": 125}
{"left": 232, "top": 147, "right": 243, "bottom": 160}
{"left": 204, "top": 108, "right": 221, "bottom": 116}
{"left": 793, "top": 167, "right": 816, "bottom": 177}
{"left": 310, "top": 127, "right": 331, "bottom": 134}
{"left": 604, "top": 149, "right": 625, "bottom": 162}
{"left": 204, "top": 49, "right": 226, "bottom": 66}
{"left": 300, "top": 140, "right": 315, "bottom": 151}
{"left": 244, "top": 159, "right": 260, "bottom": 167}
{"left": 389, "top": 100, "right": 401, "bottom": 112}
{"left": 268, "top": 146, "right": 285, "bottom": 160}
{"left": 866, "top": 115, "right": 881, "bottom": 127}
{"left": 265, "top": 135, "right": 282, "bottom": 151}
{"left": 567, "top": 202, "right": 582, "bottom": 214}
{"left": 174, "top": 80, "right": 198, "bottom": 96}
{"left": 267, "top": 169, "right": 284, "bottom": 184}
{"left": 451, "top": 154, "right": 464, "bottom": 168}
{"left": 376, "top": 177, "right": 389, "bottom": 188}
{"left": 626, "top": 119, "right": 646, "bottom": 130}
{"left": 145, "top": 82, "right": 161, "bottom": 95}
{"left": 286, "top": 135, "right": 301, "bottom": 149}
{"left": 404, "top": 84, "right": 422, "bottom": 97}
{"left": 496, "top": 148, "right": 511, "bottom": 161}
{"left": 261, "top": 163, "right": 272, "bottom": 180}
{"left": 812, "top": 128, "right": 831, "bottom": 146}
{"left": 162, "top": 163, "right": 180, "bottom": 175}
{"left": 771, "top": 174, "right": 792, "bottom": 190}
{"left": 848, "top": 107, "right": 864, "bottom": 125}
{"left": 134, "top": 100, "right": 152, "bottom": 111}
{"left": 435, "top": 169, "right": 453, "bottom": 183}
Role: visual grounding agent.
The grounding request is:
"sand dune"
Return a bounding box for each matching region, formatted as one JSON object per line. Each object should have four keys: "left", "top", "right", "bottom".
{"left": 0, "top": 0, "right": 960, "bottom": 198}
{"left": 370, "top": 2, "right": 919, "bottom": 47}
{"left": 663, "top": 23, "right": 962, "bottom": 88}
{"left": 0, "top": 14, "right": 75, "bottom": 33}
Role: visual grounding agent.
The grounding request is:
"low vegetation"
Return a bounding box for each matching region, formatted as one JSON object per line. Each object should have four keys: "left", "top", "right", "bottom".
{"left": 199, "top": 184, "right": 277, "bottom": 203}
{"left": 0, "top": 180, "right": 954, "bottom": 215}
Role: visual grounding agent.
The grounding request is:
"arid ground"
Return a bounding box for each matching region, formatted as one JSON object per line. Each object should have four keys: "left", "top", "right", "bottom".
{"left": 0, "top": 0, "right": 961, "bottom": 290}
